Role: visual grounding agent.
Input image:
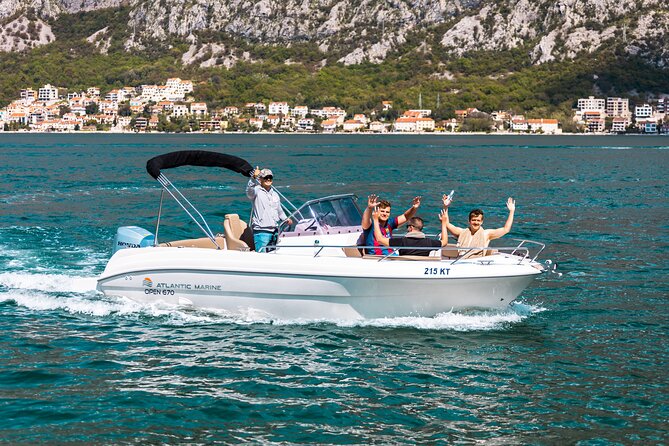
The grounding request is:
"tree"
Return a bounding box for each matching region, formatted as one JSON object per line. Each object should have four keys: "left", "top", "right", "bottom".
{"left": 59, "top": 105, "right": 71, "bottom": 117}
{"left": 118, "top": 102, "right": 132, "bottom": 116}
{"left": 85, "top": 102, "right": 99, "bottom": 115}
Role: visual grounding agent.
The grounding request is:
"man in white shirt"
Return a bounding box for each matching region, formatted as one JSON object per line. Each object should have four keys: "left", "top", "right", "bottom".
{"left": 246, "top": 167, "right": 293, "bottom": 252}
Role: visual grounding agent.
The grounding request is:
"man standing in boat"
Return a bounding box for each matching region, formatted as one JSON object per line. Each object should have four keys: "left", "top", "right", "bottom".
{"left": 246, "top": 167, "right": 292, "bottom": 252}
{"left": 442, "top": 195, "right": 516, "bottom": 256}
{"left": 360, "top": 194, "right": 421, "bottom": 255}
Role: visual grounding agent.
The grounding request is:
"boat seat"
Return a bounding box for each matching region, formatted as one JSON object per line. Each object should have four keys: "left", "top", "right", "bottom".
{"left": 362, "top": 254, "right": 441, "bottom": 261}
{"left": 224, "top": 214, "right": 256, "bottom": 251}
{"left": 342, "top": 246, "right": 362, "bottom": 257}
{"left": 160, "top": 235, "right": 226, "bottom": 249}
{"left": 441, "top": 245, "right": 460, "bottom": 259}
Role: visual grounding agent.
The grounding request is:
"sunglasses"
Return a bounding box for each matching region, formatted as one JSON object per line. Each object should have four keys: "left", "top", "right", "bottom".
{"left": 262, "top": 176, "right": 273, "bottom": 181}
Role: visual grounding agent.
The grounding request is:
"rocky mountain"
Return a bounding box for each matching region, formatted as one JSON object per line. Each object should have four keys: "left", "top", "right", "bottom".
{"left": 0, "top": 0, "right": 666, "bottom": 70}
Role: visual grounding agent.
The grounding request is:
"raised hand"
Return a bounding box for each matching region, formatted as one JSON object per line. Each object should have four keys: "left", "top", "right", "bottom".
{"left": 439, "top": 208, "right": 448, "bottom": 222}
{"left": 367, "top": 194, "right": 379, "bottom": 209}
{"left": 442, "top": 193, "right": 453, "bottom": 208}
{"left": 411, "top": 196, "right": 422, "bottom": 208}
{"left": 506, "top": 197, "right": 516, "bottom": 212}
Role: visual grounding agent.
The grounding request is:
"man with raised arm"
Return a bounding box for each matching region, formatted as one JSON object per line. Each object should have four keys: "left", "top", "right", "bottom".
{"left": 442, "top": 195, "right": 516, "bottom": 256}
{"left": 371, "top": 211, "right": 450, "bottom": 256}
{"left": 360, "top": 194, "right": 421, "bottom": 255}
{"left": 246, "top": 167, "right": 293, "bottom": 252}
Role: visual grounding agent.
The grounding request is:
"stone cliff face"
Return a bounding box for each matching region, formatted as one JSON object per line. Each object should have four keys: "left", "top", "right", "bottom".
{"left": 0, "top": 0, "right": 667, "bottom": 68}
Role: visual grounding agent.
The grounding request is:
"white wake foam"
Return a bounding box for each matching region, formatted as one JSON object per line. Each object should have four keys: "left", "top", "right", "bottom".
{"left": 0, "top": 272, "right": 97, "bottom": 293}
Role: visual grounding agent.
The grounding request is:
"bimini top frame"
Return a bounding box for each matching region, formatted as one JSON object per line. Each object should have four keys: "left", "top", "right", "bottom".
{"left": 146, "top": 150, "right": 256, "bottom": 249}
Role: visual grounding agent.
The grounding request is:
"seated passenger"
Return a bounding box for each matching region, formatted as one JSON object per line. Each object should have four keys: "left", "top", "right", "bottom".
{"left": 442, "top": 195, "right": 516, "bottom": 254}
{"left": 360, "top": 194, "right": 421, "bottom": 255}
{"left": 372, "top": 212, "right": 449, "bottom": 256}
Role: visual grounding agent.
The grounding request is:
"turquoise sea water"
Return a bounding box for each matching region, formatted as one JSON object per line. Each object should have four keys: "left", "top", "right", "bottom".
{"left": 0, "top": 133, "right": 667, "bottom": 444}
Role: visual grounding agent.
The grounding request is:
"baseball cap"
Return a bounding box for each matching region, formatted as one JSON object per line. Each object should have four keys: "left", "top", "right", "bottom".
{"left": 259, "top": 168, "right": 273, "bottom": 178}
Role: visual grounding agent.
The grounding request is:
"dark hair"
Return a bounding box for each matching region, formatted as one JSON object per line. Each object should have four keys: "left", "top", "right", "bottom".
{"left": 407, "top": 216, "right": 424, "bottom": 231}
{"left": 378, "top": 200, "right": 392, "bottom": 209}
{"left": 468, "top": 209, "right": 484, "bottom": 220}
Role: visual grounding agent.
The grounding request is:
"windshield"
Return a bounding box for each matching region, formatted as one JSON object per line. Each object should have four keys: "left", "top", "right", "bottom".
{"left": 281, "top": 195, "right": 362, "bottom": 234}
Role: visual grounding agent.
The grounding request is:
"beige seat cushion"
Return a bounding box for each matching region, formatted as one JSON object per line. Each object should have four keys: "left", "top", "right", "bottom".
{"left": 160, "top": 235, "right": 225, "bottom": 249}
{"left": 224, "top": 214, "right": 255, "bottom": 251}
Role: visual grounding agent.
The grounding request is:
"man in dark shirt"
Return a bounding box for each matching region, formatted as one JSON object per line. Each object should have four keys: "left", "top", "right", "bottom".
{"left": 372, "top": 211, "right": 450, "bottom": 256}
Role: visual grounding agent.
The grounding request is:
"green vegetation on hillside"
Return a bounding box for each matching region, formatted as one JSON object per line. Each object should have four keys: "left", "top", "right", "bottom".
{"left": 0, "top": 7, "right": 667, "bottom": 117}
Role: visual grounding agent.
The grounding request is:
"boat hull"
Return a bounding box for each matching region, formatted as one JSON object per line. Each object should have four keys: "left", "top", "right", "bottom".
{"left": 97, "top": 247, "right": 542, "bottom": 319}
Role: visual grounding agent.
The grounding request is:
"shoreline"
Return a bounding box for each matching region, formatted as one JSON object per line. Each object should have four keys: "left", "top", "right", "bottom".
{"left": 0, "top": 130, "right": 665, "bottom": 136}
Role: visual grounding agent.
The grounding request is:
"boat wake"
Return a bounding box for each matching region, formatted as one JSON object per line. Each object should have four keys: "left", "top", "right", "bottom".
{"left": 1, "top": 271, "right": 545, "bottom": 331}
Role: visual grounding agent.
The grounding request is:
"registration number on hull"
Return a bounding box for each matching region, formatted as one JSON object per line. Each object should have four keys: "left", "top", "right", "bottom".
{"left": 424, "top": 267, "right": 450, "bottom": 276}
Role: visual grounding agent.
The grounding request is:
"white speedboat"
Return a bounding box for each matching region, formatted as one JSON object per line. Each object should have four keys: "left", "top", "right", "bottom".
{"left": 97, "top": 151, "right": 553, "bottom": 320}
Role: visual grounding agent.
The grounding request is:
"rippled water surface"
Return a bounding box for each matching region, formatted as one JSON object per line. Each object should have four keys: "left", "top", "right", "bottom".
{"left": 1, "top": 134, "right": 668, "bottom": 444}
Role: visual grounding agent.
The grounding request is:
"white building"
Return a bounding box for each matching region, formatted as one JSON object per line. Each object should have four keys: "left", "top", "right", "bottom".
{"left": 343, "top": 120, "right": 365, "bottom": 132}
{"left": 38, "top": 84, "right": 59, "bottom": 102}
{"left": 172, "top": 104, "right": 189, "bottom": 118}
{"left": 407, "top": 109, "right": 432, "bottom": 118}
{"left": 297, "top": 118, "right": 314, "bottom": 131}
{"left": 577, "top": 96, "right": 605, "bottom": 112}
{"left": 527, "top": 119, "right": 559, "bottom": 134}
{"left": 20, "top": 89, "right": 37, "bottom": 103}
{"left": 269, "top": 101, "right": 290, "bottom": 115}
{"left": 634, "top": 104, "right": 653, "bottom": 119}
{"left": 190, "top": 102, "right": 208, "bottom": 118}
{"left": 511, "top": 118, "right": 528, "bottom": 132}
{"left": 369, "top": 121, "right": 387, "bottom": 132}
{"left": 291, "top": 106, "right": 309, "bottom": 118}
{"left": 415, "top": 117, "right": 435, "bottom": 132}
{"left": 394, "top": 117, "right": 417, "bottom": 132}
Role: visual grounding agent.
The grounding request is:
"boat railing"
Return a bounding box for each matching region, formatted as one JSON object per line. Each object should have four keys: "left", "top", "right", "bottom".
{"left": 265, "top": 239, "right": 541, "bottom": 263}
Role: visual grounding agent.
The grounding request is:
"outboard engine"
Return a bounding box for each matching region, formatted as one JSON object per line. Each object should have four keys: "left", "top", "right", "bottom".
{"left": 113, "top": 226, "right": 155, "bottom": 254}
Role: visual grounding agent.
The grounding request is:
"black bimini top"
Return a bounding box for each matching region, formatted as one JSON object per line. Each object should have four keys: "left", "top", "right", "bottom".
{"left": 146, "top": 150, "right": 254, "bottom": 179}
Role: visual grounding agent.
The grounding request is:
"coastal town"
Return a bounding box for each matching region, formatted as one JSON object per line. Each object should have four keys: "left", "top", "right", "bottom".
{"left": 1, "top": 78, "right": 667, "bottom": 134}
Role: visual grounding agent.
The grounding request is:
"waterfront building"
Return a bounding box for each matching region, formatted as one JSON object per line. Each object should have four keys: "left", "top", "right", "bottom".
{"left": 172, "top": 104, "right": 189, "bottom": 118}
{"left": 586, "top": 117, "right": 605, "bottom": 133}
{"left": 297, "top": 118, "right": 314, "bottom": 131}
{"left": 343, "top": 120, "right": 365, "bottom": 132}
{"left": 269, "top": 101, "right": 290, "bottom": 116}
{"left": 611, "top": 117, "right": 630, "bottom": 133}
{"left": 416, "top": 117, "right": 436, "bottom": 132}
{"left": 606, "top": 97, "right": 630, "bottom": 117}
{"left": 200, "top": 121, "right": 223, "bottom": 132}
{"left": 249, "top": 117, "right": 264, "bottom": 130}
{"left": 527, "top": 118, "right": 559, "bottom": 134}
{"left": 511, "top": 117, "right": 528, "bottom": 132}
{"left": 394, "top": 117, "right": 417, "bottom": 132}
{"left": 190, "top": 102, "right": 208, "bottom": 118}
{"left": 87, "top": 87, "right": 100, "bottom": 98}
{"left": 353, "top": 114, "right": 369, "bottom": 125}
{"left": 577, "top": 96, "right": 606, "bottom": 112}
{"left": 634, "top": 104, "right": 653, "bottom": 120}
{"left": 321, "top": 119, "right": 337, "bottom": 132}
{"left": 369, "top": 121, "right": 387, "bottom": 133}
